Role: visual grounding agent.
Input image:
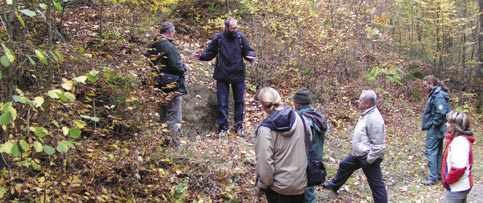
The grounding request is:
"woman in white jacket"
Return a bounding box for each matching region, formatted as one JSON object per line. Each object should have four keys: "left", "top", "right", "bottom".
{"left": 441, "top": 111, "right": 475, "bottom": 203}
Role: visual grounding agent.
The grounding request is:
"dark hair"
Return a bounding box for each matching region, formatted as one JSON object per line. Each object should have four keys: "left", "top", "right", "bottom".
{"left": 160, "top": 22, "right": 175, "bottom": 34}
{"left": 423, "top": 75, "right": 449, "bottom": 92}
{"left": 225, "top": 18, "right": 236, "bottom": 27}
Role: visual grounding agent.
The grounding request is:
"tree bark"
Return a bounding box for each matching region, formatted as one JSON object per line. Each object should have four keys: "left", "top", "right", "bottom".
{"left": 40, "top": 0, "right": 55, "bottom": 126}
{"left": 478, "top": 0, "right": 483, "bottom": 112}
{"left": 99, "top": 0, "right": 104, "bottom": 38}
{"left": 1, "top": 0, "right": 18, "bottom": 102}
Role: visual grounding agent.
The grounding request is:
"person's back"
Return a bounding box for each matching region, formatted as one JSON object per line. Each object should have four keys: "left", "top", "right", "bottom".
{"left": 256, "top": 106, "right": 308, "bottom": 195}
{"left": 296, "top": 105, "right": 328, "bottom": 161}
{"left": 291, "top": 87, "right": 328, "bottom": 203}
{"left": 255, "top": 87, "right": 307, "bottom": 203}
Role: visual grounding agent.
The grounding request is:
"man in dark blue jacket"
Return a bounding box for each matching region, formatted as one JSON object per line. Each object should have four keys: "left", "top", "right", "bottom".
{"left": 193, "top": 18, "right": 257, "bottom": 137}
{"left": 421, "top": 75, "right": 451, "bottom": 186}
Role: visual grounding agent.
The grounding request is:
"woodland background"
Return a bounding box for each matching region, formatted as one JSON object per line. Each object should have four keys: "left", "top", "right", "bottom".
{"left": 0, "top": 0, "right": 481, "bottom": 202}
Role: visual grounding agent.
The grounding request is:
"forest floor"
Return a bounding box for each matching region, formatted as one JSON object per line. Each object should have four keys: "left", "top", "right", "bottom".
{"left": 149, "top": 31, "right": 483, "bottom": 202}
{"left": 3, "top": 3, "right": 482, "bottom": 203}
{"left": 159, "top": 77, "right": 482, "bottom": 202}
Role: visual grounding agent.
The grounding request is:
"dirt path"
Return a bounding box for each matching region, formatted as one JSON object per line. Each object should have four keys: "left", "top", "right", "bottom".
{"left": 468, "top": 181, "right": 483, "bottom": 203}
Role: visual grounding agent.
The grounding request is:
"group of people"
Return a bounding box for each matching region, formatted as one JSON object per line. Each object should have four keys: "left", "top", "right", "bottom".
{"left": 145, "top": 18, "right": 256, "bottom": 145}
{"left": 145, "top": 18, "right": 475, "bottom": 203}
{"left": 255, "top": 87, "right": 386, "bottom": 203}
{"left": 254, "top": 77, "right": 474, "bottom": 203}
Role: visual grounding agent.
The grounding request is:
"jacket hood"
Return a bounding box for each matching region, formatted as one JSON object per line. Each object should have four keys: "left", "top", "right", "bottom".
{"left": 297, "top": 105, "right": 327, "bottom": 132}
{"left": 260, "top": 106, "right": 297, "bottom": 134}
{"left": 461, "top": 131, "right": 475, "bottom": 143}
{"left": 445, "top": 131, "right": 475, "bottom": 143}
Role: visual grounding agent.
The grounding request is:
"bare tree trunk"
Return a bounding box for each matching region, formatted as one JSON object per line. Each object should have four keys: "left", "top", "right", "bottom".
{"left": 226, "top": 0, "right": 230, "bottom": 13}
{"left": 40, "top": 0, "right": 55, "bottom": 126}
{"left": 99, "top": 0, "right": 104, "bottom": 38}
{"left": 478, "top": 0, "right": 483, "bottom": 113}
{"left": 328, "top": 0, "right": 335, "bottom": 29}
{"left": 459, "top": 0, "right": 467, "bottom": 107}
{"left": 1, "top": 0, "right": 18, "bottom": 102}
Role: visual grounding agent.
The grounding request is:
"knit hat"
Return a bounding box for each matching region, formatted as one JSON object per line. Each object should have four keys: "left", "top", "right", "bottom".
{"left": 292, "top": 87, "right": 312, "bottom": 104}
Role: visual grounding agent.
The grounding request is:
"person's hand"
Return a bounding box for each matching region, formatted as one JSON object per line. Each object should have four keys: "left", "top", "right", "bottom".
{"left": 254, "top": 187, "right": 265, "bottom": 197}
{"left": 246, "top": 56, "right": 258, "bottom": 65}
{"left": 191, "top": 52, "right": 201, "bottom": 60}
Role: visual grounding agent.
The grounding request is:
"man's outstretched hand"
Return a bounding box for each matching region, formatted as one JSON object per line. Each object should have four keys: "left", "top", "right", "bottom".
{"left": 191, "top": 52, "right": 201, "bottom": 60}
{"left": 245, "top": 56, "right": 258, "bottom": 64}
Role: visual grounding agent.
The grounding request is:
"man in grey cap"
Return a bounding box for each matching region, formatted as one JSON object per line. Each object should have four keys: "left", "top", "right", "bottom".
{"left": 292, "top": 87, "right": 329, "bottom": 203}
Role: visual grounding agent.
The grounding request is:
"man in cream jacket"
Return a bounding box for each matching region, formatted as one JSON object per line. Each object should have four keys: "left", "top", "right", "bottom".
{"left": 322, "top": 90, "right": 388, "bottom": 203}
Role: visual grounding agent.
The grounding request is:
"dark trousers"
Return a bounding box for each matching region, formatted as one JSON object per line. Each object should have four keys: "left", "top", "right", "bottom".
{"left": 425, "top": 127, "right": 444, "bottom": 181}
{"left": 265, "top": 188, "right": 304, "bottom": 203}
{"left": 329, "top": 154, "right": 388, "bottom": 203}
{"left": 216, "top": 80, "right": 245, "bottom": 131}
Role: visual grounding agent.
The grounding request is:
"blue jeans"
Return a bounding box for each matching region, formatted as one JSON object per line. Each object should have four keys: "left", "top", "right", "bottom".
{"left": 327, "top": 155, "right": 388, "bottom": 203}
{"left": 425, "top": 127, "right": 444, "bottom": 181}
{"left": 216, "top": 80, "right": 245, "bottom": 131}
{"left": 304, "top": 187, "right": 316, "bottom": 203}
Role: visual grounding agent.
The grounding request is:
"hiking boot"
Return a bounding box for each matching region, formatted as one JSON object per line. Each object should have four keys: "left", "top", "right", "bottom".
{"left": 236, "top": 128, "right": 244, "bottom": 137}
{"left": 322, "top": 183, "right": 338, "bottom": 195}
{"left": 422, "top": 179, "right": 438, "bottom": 186}
{"left": 170, "top": 139, "right": 181, "bottom": 148}
{"left": 218, "top": 129, "right": 228, "bottom": 138}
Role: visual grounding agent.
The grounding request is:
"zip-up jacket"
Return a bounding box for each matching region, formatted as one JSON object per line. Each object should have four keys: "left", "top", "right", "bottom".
{"left": 144, "top": 34, "right": 187, "bottom": 94}
{"left": 422, "top": 85, "right": 450, "bottom": 131}
{"left": 351, "top": 106, "right": 386, "bottom": 164}
{"left": 441, "top": 132, "right": 474, "bottom": 192}
{"left": 255, "top": 107, "right": 308, "bottom": 195}
{"left": 199, "top": 30, "right": 255, "bottom": 82}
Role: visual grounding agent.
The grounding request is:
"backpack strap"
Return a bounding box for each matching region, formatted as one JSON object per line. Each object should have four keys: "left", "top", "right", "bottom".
{"left": 296, "top": 112, "right": 314, "bottom": 157}
{"left": 216, "top": 34, "right": 243, "bottom": 54}
{"left": 238, "top": 34, "right": 243, "bottom": 50}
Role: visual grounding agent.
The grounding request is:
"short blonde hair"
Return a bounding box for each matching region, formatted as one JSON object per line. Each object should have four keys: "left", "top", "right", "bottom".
{"left": 258, "top": 87, "right": 283, "bottom": 113}
{"left": 446, "top": 111, "right": 470, "bottom": 134}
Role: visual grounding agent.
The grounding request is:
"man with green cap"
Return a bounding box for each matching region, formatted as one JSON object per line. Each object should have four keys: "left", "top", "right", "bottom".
{"left": 292, "top": 87, "right": 329, "bottom": 203}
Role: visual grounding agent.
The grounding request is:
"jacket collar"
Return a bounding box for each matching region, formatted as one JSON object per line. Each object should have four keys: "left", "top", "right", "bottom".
{"left": 428, "top": 85, "right": 441, "bottom": 96}
{"left": 295, "top": 105, "right": 313, "bottom": 112}
{"left": 445, "top": 131, "right": 475, "bottom": 143}
{"left": 223, "top": 30, "right": 238, "bottom": 40}
{"left": 360, "top": 106, "right": 376, "bottom": 116}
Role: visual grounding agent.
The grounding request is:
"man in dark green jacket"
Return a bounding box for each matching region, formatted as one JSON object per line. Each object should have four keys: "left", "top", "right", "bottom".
{"left": 144, "top": 22, "right": 187, "bottom": 146}
{"left": 292, "top": 87, "right": 329, "bottom": 203}
{"left": 421, "top": 75, "right": 451, "bottom": 185}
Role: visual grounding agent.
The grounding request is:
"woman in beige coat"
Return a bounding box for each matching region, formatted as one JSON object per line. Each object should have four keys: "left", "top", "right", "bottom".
{"left": 255, "top": 87, "right": 308, "bottom": 203}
